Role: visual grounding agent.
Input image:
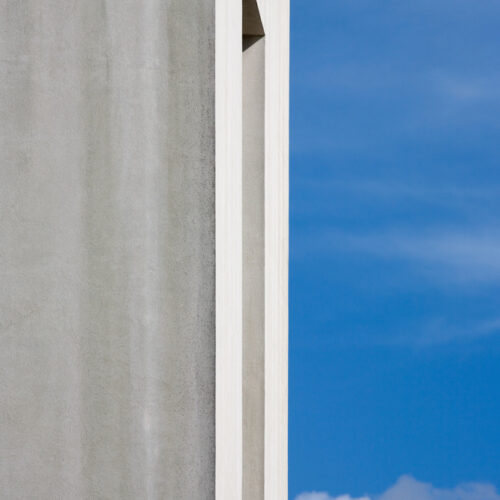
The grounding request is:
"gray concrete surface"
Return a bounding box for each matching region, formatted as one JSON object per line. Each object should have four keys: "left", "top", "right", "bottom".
{"left": 243, "top": 34, "right": 266, "bottom": 500}
{"left": 0, "top": 1, "right": 215, "bottom": 498}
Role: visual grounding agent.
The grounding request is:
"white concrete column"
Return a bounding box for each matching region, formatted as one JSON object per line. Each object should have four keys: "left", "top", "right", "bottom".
{"left": 215, "top": 0, "right": 243, "bottom": 498}
{"left": 259, "top": 2, "right": 290, "bottom": 499}
{"left": 241, "top": 1, "right": 289, "bottom": 499}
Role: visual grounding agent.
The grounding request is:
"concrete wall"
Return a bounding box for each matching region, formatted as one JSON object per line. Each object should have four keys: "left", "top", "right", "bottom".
{"left": 215, "top": 0, "right": 243, "bottom": 497}
{"left": 243, "top": 34, "right": 266, "bottom": 500}
{"left": 0, "top": 0, "right": 288, "bottom": 498}
{"left": 218, "top": 1, "right": 289, "bottom": 497}
{"left": 0, "top": 1, "right": 215, "bottom": 498}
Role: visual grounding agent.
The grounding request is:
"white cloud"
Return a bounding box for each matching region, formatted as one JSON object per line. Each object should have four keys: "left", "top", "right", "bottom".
{"left": 294, "top": 225, "right": 500, "bottom": 346}
{"left": 413, "top": 316, "right": 500, "bottom": 346}
{"left": 434, "top": 72, "right": 500, "bottom": 103}
{"left": 296, "top": 476, "right": 500, "bottom": 500}
{"left": 363, "top": 229, "right": 500, "bottom": 284}
{"left": 295, "top": 493, "right": 370, "bottom": 500}
{"left": 302, "top": 178, "right": 500, "bottom": 204}
{"left": 379, "top": 475, "right": 500, "bottom": 500}
{"left": 304, "top": 227, "right": 500, "bottom": 286}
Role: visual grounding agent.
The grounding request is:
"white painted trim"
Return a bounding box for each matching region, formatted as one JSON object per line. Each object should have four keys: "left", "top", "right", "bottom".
{"left": 215, "top": 0, "right": 243, "bottom": 499}
{"left": 215, "top": 0, "right": 288, "bottom": 498}
{"left": 263, "top": 1, "right": 289, "bottom": 499}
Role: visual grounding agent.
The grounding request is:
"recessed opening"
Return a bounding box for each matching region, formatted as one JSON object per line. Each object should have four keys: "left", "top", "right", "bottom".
{"left": 243, "top": 0, "right": 264, "bottom": 37}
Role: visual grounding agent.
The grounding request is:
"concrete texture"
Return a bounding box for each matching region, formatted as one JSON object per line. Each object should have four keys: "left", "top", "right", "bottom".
{"left": 0, "top": 1, "right": 215, "bottom": 498}
{"left": 243, "top": 34, "right": 266, "bottom": 500}
{"left": 0, "top": 0, "right": 288, "bottom": 498}
{"left": 242, "top": 1, "right": 289, "bottom": 497}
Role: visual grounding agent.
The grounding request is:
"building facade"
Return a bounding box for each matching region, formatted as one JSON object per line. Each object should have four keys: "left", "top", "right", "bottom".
{"left": 0, "top": 0, "right": 288, "bottom": 499}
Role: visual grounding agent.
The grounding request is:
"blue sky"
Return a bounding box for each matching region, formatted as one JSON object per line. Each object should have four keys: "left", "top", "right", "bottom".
{"left": 289, "top": 1, "right": 500, "bottom": 499}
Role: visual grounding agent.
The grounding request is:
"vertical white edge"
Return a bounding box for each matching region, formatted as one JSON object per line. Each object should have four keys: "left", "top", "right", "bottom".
{"left": 215, "top": 0, "right": 243, "bottom": 499}
{"left": 263, "top": 0, "right": 290, "bottom": 499}
{"left": 216, "top": 0, "right": 288, "bottom": 497}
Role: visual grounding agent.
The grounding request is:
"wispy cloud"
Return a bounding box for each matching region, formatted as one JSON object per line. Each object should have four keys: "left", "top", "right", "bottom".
{"left": 296, "top": 63, "right": 416, "bottom": 94}
{"left": 292, "top": 63, "right": 500, "bottom": 154}
{"left": 299, "top": 62, "right": 500, "bottom": 104}
{"left": 296, "top": 494, "right": 369, "bottom": 500}
{"left": 412, "top": 317, "right": 500, "bottom": 347}
{"left": 434, "top": 72, "right": 500, "bottom": 103}
{"left": 351, "top": 229, "right": 500, "bottom": 284}
{"left": 296, "top": 475, "right": 500, "bottom": 500}
{"left": 299, "top": 227, "right": 500, "bottom": 285}
{"left": 292, "top": 225, "right": 500, "bottom": 348}
{"left": 294, "top": 178, "right": 500, "bottom": 212}
{"left": 300, "top": 178, "right": 500, "bottom": 201}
